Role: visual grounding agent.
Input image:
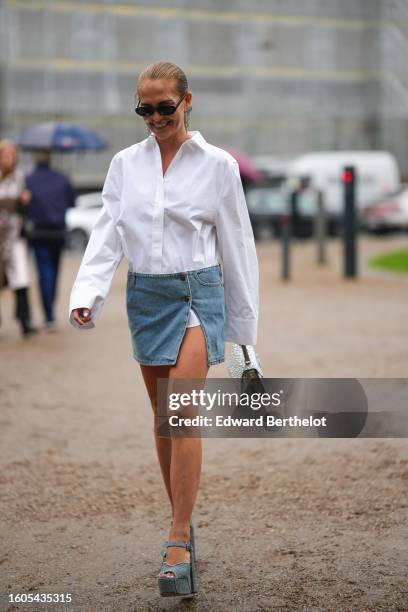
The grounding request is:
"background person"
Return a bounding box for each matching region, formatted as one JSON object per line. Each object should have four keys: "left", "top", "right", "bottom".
{"left": 0, "top": 139, "right": 37, "bottom": 338}
{"left": 25, "top": 150, "right": 76, "bottom": 331}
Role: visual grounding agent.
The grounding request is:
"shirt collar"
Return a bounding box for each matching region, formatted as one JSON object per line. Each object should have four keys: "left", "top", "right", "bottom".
{"left": 147, "top": 130, "right": 207, "bottom": 151}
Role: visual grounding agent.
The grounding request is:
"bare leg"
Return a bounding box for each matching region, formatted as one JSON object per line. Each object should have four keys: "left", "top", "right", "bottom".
{"left": 164, "top": 324, "right": 208, "bottom": 573}
{"left": 139, "top": 363, "right": 173, "bottom": 510}
{"left": 140, "top": 324, "right": 209, "bottom": 576}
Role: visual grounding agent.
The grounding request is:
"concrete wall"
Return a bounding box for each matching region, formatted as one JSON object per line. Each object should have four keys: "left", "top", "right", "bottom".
{"left": 378, "top": 0, "right": 408, "bottom": 175}
{"left": 1, "top": 0, "right": 407, "bottom": 185}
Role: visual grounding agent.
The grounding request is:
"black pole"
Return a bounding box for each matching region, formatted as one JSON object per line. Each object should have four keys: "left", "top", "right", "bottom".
{"left": 281, "top": 213, "right": 291, "bottom": 281}
{"left": 343, "top": 166, "right": 358, "bottom": 278}
{"left": 281, "top": 186, "right": 293, "bottom": 281}
{"left": 314, "top": 190, "right": 327, "bottom": 265}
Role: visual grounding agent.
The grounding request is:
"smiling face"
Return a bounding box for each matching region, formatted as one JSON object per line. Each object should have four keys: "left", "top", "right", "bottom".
{"left": 137, "top": 78, "right": 192, "bottom": 144}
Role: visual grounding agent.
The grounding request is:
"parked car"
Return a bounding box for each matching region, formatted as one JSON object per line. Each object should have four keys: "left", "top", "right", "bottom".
{"left": 245, "top": 185, "right": 317, "bottom": 239}
{"left": 360, "top": 186, "right": 408, "bottom": 233}
{"left": 254, "top": 151, "right": 401, "bottom": 235}
{"left": 66, "top": 191, "right": 102, "bottom": 250}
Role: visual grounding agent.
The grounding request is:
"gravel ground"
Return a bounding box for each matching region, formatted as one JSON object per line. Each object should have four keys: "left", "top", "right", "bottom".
{"left": 0, "top": 234, "right": 407, "bottom": 611}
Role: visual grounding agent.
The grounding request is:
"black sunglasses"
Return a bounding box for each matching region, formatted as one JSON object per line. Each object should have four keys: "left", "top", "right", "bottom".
{"left": 135, "top": 93, "right": 186, "bottom": 117}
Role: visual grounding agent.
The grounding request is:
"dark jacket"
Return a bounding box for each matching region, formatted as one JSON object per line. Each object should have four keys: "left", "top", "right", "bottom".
{"left": 25, "top": 163, "right": 76, "bottom": 240}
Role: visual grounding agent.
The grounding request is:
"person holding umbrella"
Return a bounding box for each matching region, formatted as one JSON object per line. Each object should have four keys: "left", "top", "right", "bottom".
{"left": 15, "top": 120, "right": 107, "bottom": 330}
{"left": 68, "top": 61, "right": 259, "bottom": 597}
{"left": 24, "top": 150, "right": 76, "bottom": 331}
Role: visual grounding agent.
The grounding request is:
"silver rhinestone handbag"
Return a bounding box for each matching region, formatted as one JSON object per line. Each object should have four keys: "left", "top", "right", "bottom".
{"left": 227, "top": 343, "right": 265, "bottom": 395}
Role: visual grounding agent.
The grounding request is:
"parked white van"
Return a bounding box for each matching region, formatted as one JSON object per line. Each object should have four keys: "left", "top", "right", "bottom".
{"left": 254, "top": 151, "right": 401, "bottom": 217}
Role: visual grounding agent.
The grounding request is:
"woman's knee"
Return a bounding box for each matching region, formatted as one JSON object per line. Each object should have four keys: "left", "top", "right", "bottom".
{"left": 151, "top": 401, "right": 170, "bottom": 437}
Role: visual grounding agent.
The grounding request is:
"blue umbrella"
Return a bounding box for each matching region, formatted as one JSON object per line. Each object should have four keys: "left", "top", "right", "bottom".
{"left": 16, "top": 121, "right": 109, "bottom": 152}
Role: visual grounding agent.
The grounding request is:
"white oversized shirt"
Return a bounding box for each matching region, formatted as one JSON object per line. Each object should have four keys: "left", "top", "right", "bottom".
{"left": 68, "top": 130, "right": 259, "bottom": 345}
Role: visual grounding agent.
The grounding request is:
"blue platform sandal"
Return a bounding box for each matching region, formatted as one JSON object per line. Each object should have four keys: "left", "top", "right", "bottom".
{"left": 190, "top": 522, "right": 196, "bottom": 560}
{"left": 158, "top": 539, "right": 198, "bottom": 597}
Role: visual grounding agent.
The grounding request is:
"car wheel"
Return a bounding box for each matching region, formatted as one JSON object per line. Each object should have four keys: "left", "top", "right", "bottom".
{"left": 252, "top": 225, "right": 260, "bottom": 240}
{"left": 67, "top": 229, "right": 89, "bottom": 251}
{"left": 328, "top": 221, "right": 340, "bottom": 237}
{"left": 270, "top": 223, "right": 282, "bottom": 239}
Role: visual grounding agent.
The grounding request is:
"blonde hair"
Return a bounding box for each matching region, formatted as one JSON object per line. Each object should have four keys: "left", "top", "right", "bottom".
{"left": 137, "top": 61, "right": 192, "bottom": 129}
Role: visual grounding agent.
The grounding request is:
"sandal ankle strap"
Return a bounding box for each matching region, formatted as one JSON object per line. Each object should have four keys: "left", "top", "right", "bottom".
{"left": 165, "top": 540, "right": 192, "bottom": 550}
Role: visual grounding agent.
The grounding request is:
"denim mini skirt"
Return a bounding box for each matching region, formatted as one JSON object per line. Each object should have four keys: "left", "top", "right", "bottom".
{"left": 126, "top": 263, "right": 225, "bottom": 367}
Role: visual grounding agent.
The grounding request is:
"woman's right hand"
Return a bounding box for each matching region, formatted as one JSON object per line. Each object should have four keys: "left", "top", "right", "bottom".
{"left": 20, "top": 189, "right": 32, "bottom": 205}
{"left": 71, "top": 308, "right": 92, "bottom": 326}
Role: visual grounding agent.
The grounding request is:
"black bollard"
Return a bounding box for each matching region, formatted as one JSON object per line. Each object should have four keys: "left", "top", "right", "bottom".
{"left": 314, "top": 190, "right": 327, "bottom": 265}
{"left": 343, "top": 166, "right": 358, "bottom": 278}
{"left": 281, "top": 213, "right": 291, "bottom": 281}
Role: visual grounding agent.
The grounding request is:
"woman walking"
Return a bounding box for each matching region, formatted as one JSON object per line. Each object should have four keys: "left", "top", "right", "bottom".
{"left": 0, "top": 140, "right": 37, "bottom": 337}
{"left": 69, "top": 61, "right": 259, "bottom": 597}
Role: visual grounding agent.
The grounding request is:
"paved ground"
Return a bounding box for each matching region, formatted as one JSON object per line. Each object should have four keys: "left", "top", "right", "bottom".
{"left": 1, "top": 234, "right": 407, "bottom": 611}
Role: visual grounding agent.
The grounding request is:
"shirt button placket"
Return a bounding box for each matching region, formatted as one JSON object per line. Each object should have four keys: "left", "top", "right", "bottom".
{"left": 150, "top": 151, "right": 165, "bottom": 273}
{"left": 183, "top": 272, "right": 192, "bottom": 304}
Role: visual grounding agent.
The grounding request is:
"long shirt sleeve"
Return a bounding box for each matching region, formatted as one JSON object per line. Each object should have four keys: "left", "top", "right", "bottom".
{"left": 67, "top": 131, "right": 261, "bottom": 341}
{"left": 215, "top": 158, "right": 259, "bottom": 345}
{"left": 68, "top": 154, "right": 124, "bottom": 330}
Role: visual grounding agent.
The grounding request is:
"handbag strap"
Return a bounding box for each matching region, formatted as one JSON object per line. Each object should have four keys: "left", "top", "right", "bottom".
{"left": 240, "top": 344, "right": 251, "bottom": 367}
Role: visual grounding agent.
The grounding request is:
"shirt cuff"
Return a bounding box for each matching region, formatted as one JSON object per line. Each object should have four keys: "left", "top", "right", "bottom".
{"left": 225, "top": 315, "right": 258, "bottom": 346}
